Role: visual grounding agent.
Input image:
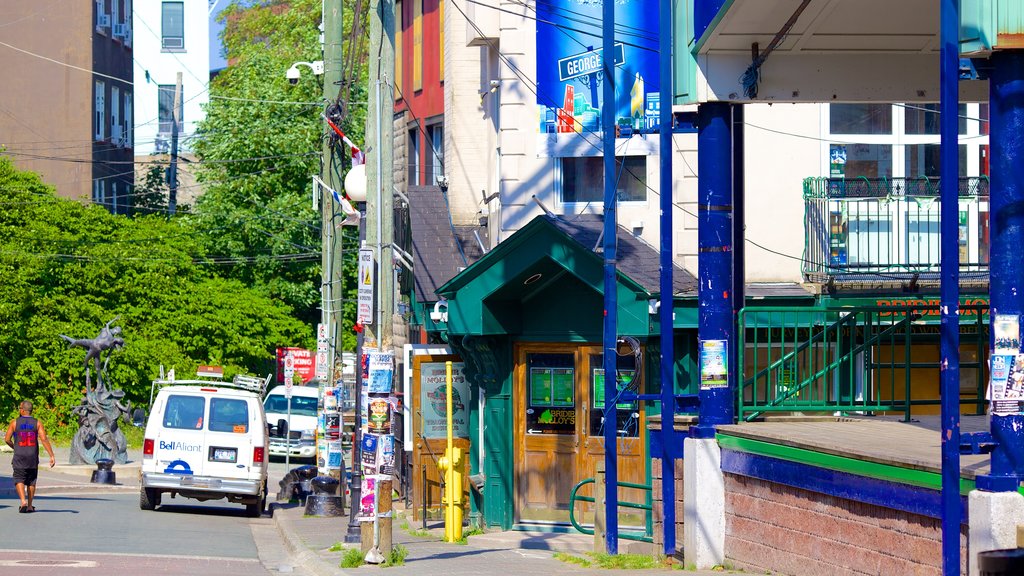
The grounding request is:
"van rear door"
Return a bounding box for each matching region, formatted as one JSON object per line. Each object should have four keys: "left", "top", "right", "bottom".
{"left": 203, "top": 395, "right": 256, "bottom": 480}
{"left": 154, "top": 393, "right": 207, "bottom": 477}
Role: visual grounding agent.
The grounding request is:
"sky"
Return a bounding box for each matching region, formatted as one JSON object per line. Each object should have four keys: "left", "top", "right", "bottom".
{"left": 208, "top": 0, "right": 229, "bottom": 71}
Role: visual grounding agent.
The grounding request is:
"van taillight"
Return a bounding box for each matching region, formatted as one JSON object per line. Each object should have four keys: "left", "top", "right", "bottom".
{"left": 143, "top": 438, "right": 154, "bottom": 458}
{"left": 253, "top": 447, "right": 265, "bottom": 464}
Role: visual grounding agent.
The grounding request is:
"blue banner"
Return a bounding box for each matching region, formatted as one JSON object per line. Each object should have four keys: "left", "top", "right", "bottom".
{"left": 536, "top": 0, "right": 660, "bottom": 135}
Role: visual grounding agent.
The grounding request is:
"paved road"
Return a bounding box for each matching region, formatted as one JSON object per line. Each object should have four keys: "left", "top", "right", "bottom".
{"left": 0, "top": 456, "right": 314, "bottom": 576}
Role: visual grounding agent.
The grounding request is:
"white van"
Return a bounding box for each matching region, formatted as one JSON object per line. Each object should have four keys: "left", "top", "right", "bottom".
{"left": 139, "top": 374, "right": 270, "bottom": 517}
{"left": 264, "top": 385, "right": 319, "bottom": 461}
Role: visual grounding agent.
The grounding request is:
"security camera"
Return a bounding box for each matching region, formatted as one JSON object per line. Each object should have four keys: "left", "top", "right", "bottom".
{"left": 286, "top": 66, "right": 301, "bottom": 85}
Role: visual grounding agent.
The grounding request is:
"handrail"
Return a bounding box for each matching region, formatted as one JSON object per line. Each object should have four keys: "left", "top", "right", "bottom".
{"left": 568, "top": 477, "right": 653, "bottom": 543}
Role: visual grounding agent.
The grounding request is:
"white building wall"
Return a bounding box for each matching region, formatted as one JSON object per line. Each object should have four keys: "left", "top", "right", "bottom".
{"left": 443, "top": 0, "right": 499, "bottom": 227}
{"left": 132, "top": 0, "right": 209, "bottom": 157}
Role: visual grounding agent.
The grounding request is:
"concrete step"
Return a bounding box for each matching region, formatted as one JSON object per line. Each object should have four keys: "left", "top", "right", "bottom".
{"left": 467, "top": 530, "right": 653, "bottom": 556}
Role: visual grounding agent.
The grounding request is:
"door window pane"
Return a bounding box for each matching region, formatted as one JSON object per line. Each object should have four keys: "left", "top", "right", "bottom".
{"left": 830, "top": 104, "right": 892, "bottom": 134}
{"left": 163, "top": 395, "right": 205, "bottom": 430}
{"left": 525, "top": 353, "right": 575, "bottom": 435}
{"left": 589, "top": 353, "right": 640, "bottom": 438}
{"left": 562, "top": 156, "right": 647, "bottom": 203}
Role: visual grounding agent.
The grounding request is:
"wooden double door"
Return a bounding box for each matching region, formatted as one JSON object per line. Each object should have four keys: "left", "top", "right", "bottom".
{"left": 513, "top": 343, "right": 646, "bottom": 526}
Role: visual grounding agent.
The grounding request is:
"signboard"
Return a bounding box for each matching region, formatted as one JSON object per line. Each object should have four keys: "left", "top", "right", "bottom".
{"left": 357, "top": 248, "right": 375, "bottom": 325}
{"left": 284, "top": 354, "right": 294, "bottom": 397}
{"left": 557, "top": 44, "right": 624, "bottom": 82}
{"left": 526, "top": 367, "right": 575, "bottom": 435}
{"left": 276, "top": 347, "right": 316, "bottom": 384}
{"left": 419, "top": 362, "right": 470, "bottom": 439}
{"left": 537, "top": 0, "right": 659, "bottom": 135}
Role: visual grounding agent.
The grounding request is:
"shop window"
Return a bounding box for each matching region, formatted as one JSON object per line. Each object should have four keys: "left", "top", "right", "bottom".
{"left": 561, "top": 155, "right": 647, "bottom": 204}
{"left": 904, "top": 103, "right": 967, "bottom": 135}
{"left": 830, "top": 143, "right": 892, "bottom": 179}
{"left": 830, "top": 103, "right": 892, "bottom": 134}
{"left": 904, "top": 144, "right": 967, "bottom": 179}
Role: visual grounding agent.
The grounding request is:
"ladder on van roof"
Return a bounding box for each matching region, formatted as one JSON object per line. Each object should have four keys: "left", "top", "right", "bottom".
{"left": 148, "top": 372, "right": 272, "bottom": 407}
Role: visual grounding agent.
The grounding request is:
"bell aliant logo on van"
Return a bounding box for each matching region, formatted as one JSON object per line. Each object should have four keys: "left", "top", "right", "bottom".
{"left": 163, "top": 459, "right": 194, "bottom": 475}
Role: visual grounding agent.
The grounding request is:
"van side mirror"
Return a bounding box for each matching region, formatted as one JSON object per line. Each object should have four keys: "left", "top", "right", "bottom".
{"left": 131, "top": 407, "right": 146, "bottom": 427}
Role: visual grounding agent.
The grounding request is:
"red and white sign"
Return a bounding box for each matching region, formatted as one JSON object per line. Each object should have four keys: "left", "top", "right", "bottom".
{"left": 276, "top": 347, "right": 316, "bottom": 385}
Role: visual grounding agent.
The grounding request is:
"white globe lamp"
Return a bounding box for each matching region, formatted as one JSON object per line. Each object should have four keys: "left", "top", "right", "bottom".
{"left": 344, "top": 164, "right": 367, "bottom": 203}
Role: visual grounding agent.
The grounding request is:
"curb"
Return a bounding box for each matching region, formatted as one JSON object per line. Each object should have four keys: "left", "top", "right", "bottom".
{"left": 270, "top": 504, "right": 348, "bottom": 576}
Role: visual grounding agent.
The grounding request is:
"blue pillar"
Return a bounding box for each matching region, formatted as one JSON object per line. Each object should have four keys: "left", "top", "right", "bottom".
{"left": 657, "top": 0, "right": 676, "bottom": 554}
{"left": 937, "top": 1, "right": 961, "bottom": 574}
{"left": 601, "top": 0, "right": 619, "bottom": 554}
{"left": 731, "top": 106, "right": 745, "bottom": 410}
{"left": 695, "top": 102, "right": 734, "bottom": 437}
{"left": 981, "top": 49, "right": 1024, "bottom": 492}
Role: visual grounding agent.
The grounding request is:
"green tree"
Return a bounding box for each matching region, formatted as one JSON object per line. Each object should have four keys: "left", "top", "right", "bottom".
{"left": 0, "top": 156, "right": 313, "bottom": 438}
{"left": 193, "top": 0, "right": 366, "bottom": 334}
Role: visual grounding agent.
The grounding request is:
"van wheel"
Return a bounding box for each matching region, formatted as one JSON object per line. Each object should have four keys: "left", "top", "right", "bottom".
{"left": 245, "top": 500, "right": 262, "bottom": 518}
{"left": 140, "top": 487, "right": 160, "bottom": 511}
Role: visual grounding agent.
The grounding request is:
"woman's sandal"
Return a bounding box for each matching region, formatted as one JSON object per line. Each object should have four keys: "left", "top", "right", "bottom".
{"left": 28, "top": 506, "right": 35, "bottom": 513}
{"left": 18, "top": 505, "right": 27, "bottom": 513}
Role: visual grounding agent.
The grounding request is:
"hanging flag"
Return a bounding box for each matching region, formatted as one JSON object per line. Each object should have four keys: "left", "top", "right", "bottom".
{"left": 313, "top": 175, "right": 361, "bottom": 226}
{"left": 322, "top": 113, "right": 365, "bottom": 166}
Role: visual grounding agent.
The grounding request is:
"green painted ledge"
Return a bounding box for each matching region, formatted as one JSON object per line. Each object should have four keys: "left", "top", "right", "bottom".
{"left": 716, "top": 433, "right": 1024, "bottom": 497}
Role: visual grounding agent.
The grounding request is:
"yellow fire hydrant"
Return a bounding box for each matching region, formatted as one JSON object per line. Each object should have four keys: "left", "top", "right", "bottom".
{"left": 438, "top": 361, "right": 464, "bottom": 543}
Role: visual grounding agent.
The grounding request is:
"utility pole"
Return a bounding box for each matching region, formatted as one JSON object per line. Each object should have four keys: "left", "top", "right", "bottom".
{"left": 322, "top": 0, "right": 345, "bottom": 486}
{"left": 360, "top": 0, "right": 395, "bottom": 555}
{"left": 168, "top": 72, "right": 182, "bottom": 216}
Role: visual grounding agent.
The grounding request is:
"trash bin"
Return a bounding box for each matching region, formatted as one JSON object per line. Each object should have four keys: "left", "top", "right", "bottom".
{"left": 978, "top": 548, "right": 1024, "bottom": 575}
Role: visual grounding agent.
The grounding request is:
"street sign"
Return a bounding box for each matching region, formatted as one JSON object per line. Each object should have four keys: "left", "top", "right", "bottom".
{"left": 284, "top": 354, "right": 295, "bottom": 398}
{"left": 357, "top": 248, "right": 374, "bottom": 325}
{"left": 315, "top": 323, "right": 330, "bottom": 380}
{"left": 557, "top": 43, "right": 625, "bottom": 82}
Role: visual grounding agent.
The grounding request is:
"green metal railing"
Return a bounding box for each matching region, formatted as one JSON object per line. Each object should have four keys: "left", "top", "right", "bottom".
{"left": 802, "top": 177, "right": 990, "bottom": 282}
{"left": 739, "top": 304, "right": 988, "bottom": 422}
{"left": 568, "top": 477, "right": 653, "bottom": 543}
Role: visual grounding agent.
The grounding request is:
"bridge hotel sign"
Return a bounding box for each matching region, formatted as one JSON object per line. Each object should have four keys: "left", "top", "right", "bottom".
{"left": 835, "top": 296, "right": 991, "bottom": 320}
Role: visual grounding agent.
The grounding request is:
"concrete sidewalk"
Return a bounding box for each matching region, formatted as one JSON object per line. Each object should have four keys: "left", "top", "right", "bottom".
{"left": 270, "top": 501, "right": 744, "bottom": 576}
{"left": 2, "top": 450, "right": 740, "bottom": 575}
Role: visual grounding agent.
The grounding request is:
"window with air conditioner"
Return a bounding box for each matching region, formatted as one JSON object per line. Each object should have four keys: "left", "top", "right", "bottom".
{"left": 96, "top": 0, "right": 110, "bottom": 30}
{"left": 95, "top": 81, "right": 106, "bottom": 141}
{"left": 161, "top": 2, "right": 184, "bottom": 50}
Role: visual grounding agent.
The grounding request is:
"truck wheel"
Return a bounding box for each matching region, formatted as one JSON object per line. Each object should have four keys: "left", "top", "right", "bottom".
{"left": 140, "top": 487, "right": 160, "bottom": 511}
{"left": 245, "top": 500, "right": 262, "bottom": 517}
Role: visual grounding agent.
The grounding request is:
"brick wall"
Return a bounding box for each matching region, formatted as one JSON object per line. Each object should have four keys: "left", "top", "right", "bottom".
{"left": 724, "top": 474, "right": 968, "bottom": 575}
{"left": 650, "top": 455, "right": 684, "bottom": 554}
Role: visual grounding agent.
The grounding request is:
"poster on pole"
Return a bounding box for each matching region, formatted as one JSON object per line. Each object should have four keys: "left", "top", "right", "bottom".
{"left": 358, "top": 475, "right": 377, "bottom": 521}
{"left": 699, "top": 339, "right": 728, "bottom": 389}
{"left": 993, "top": 314, "right": 1021, "bottom": 356}
{"left": 357, "top": 248, "right": 374, "bottom": 325}
{"left": 367, "top": 351, "right": 395, "bottom": 393}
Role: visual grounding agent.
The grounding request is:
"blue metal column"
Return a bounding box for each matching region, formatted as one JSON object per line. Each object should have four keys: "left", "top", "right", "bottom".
{"left": 695, "top": 102, "right": 734, "bottom": 437}
{"left": 731, "top": 106, "right": 745, "bottom": 410}
{"left": 982, "top": 49, "right": 1024, "bottom": 492}
{"left": 657, "top": 0, "right": 676, "bottom": 554}
{"left": 938, "top": 1, "right": 961, "bottom": 574}
{"left": 601, "top": 0, "right": 619, "bottom": 554}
